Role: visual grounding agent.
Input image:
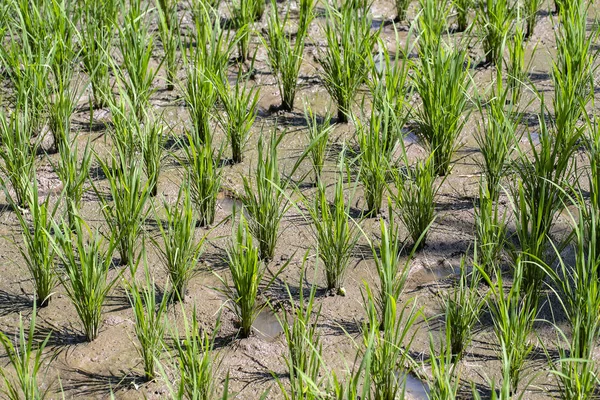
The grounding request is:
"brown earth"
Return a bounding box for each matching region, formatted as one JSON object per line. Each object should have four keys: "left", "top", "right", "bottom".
{"left": 0, "top": 0, "right": 599, "bottom": 399}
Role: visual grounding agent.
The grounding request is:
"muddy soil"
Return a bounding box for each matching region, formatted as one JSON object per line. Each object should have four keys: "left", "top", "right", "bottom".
{"left": 0, "top": 1, "right": 599, "bottom": 399}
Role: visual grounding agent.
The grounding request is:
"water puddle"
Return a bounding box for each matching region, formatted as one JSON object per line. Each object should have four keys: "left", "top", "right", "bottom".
{"left": 253, "top": 310, "right": 283, "bottom": 342}
{"left": 410, "top": 262, "right": 459, "bottom": 286}
{"left": 398, "top": 372, "right": 430, "bottom": 399}
{"left": 404, "top": 132, "right": 420, "bottom": 146}
{"left": 216, "top": 192, "right": 243, "bottom": 215}
{"left": 520, "top": 131, "right": 540, "bottom": 145}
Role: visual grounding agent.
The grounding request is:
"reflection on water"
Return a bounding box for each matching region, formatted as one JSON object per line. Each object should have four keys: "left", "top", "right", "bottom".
{"left": 253, "top": 310, "right": 283, "bottom": 342}
{"left": 398, "top": 372, "right": 430, "bottom": 400}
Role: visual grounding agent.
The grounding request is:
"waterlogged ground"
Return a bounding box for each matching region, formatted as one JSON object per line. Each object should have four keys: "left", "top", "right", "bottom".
{"left": 1, "top": 0, "right": 600, "bottom": 399}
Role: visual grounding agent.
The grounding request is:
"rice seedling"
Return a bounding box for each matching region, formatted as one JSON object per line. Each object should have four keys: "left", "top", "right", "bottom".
{"left": 304, "top": 102, "right": 334, "bottom": 184}
{"left": 354, "top": 110, "right": 390, "bottom": 216}
{"left": 369, "top": 28, "right": 413, "bottom": 159}
{"left": 230, "top": 0, "right": 264, "bottom": 62}
{"left": 54, "top": 137, "right": 92, "bottom": 230}
{"left": 93, "top": 155, "right": 151, "bottom": 268}
{"left": 0, "top": 102, "right": 38, "bottom": 209}
{"left": 308, "top": 170, "right": 360, "bottom": 295}
{"left": 370, "top": 202, "right": 414, "bottom": 329}
{"left": 413, "top": 42, "right": 471, "bottom": 176}
{"left": 140, "top": 115, "right": 165, "bottom": 197}
{"left": 454, "top": 0, "right": 473, "bottom": 32}
{"left": 506, "top": 23, "right": 533, "bottom": 107}
{"left": 0, "top": 305, "right": 52, "bottom": 400}
{"left": 427, "top": 328, "right": 460, "bottom": 400}
{"left": 276, "top": 266, "right": 323, "bottom": 400}
{"left": 156, "top": 0, "right": 180, "bottom": 91}
{"left": 263, "top": 0, "right": 315, "bottom": 111}
{"left": 239, "top": 133, "right": 288, "bottom": 261}
{"left": 362, "top": 284, "right": 419, "bottom": 400}
{"left": 182, "top": 8, "right": 235, "bottom": 144}
{"left": 475, "top": 183, "right": 507, "bottom": 278}
{"left": 125, "top": 252, "right": 168, "bottom": 381}
{"left": 395, "top": 0, "right": 411, "bottom": 22}
{"left": 79, "top": 0, "right": 117, "bottom": 110}
{"left": 474, "top": 72, "right": 516, "bottom": 202}
{"left": 117, "top": 0, "right": 159, "bottom": 121}
{"left": 47, "top": 0, "right": 79, "bottom": 154}
{"left": 442, "top": 257, "right": 484, "bottom": 361}
{"left": 217, "top": 212, "right": 287, "bottom": 338}
{"left": 0, "top": 1, "right": 53, "bottom": 125}
{"left": 392, "top": 155, "right": 439, "bottom": 250}
{"left": 539, "top": 194, "right": 600, "bottom": 400}
{"left": 476, "top": 0, "right": 514, "bottom": 66}
{"left": 153, "top": 185, "right": 204, "bottom": 302}
{"left": 164, "top": 306, "right": 220, "bottom": 399}
{"left": 553, "top": 0, "right": 596, "bottom": 143}
{"left": 475, "top": 258, "right": 537, "bottom": 395}
{"left": 416, "top": 0, "right": 449, "bottom": 56}
{"left": 50, "top": 215, "right": 121, "bottom": 342}
{"left": 511, "top": 102, "right": 578, "bottom": 293}
{"left": 213, "top": 69, "right": 260, "bottom": 164}
{"left": 523, "top": 0, "right": 542, "bottom": 39}
{"left": 318, "top": 1, "right": 378, "bottom": 123}
{"left": 13, "top": 182, "right": 58, "bottom": 308}
{"left": 181, "top": 134, "right": 222, "bottom": 228}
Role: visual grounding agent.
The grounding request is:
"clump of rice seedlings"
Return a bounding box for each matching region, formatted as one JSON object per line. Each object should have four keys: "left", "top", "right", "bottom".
{"left": 354, "top": 109, "right": 390, "bottom": 216}
{"left": 395, "top": 0, "right": 411, "bottom": 22}
{"left": 475, "top": 183, "right": 507, "bottom": 278}
{"left": 230, "top": 0, "right": 264, "bottom": 62}
{"left": 476, "top": 0, "right": 514, "bottom": 66}
{"left": 304, "top": 102, "right": 334, "bottom": 184}
{"left": 182, "top": 9, "right": 235, "bottom": 144}
{"left": 182, "top": 133, "right": 222, "bottom": 227}
{"left": 413, "top": 43, "right": 471, "bottom": 176}
{"left": 362, "top": 284, "right": 419, "bottom": 400}
{"left": 0, "top": 103, "right": 38, "bottom": 209}
{"left": 263, "top": 0, "right": 314, "bottom": 111}
{"left": 55, "top": 137, "right": 92, "bottom": 230}
{"left": 276, "top": 267, "right": 323, "bottom": 399}
{"left": 154, "top": 185, "right": 204, "bottom": 302}
{"left": 541, "top": 195, "right": 600, "bottom": 400}
{"left": 308, "top": 170, "right": 360, "bottom": 295}
{"left": 393, "top": 155, "right": 439, "bottom": 250}
{"left": 512, "top": 104, "right": 578, "bottom": 293}
{"left": 239, "top": 133, "right": 288, "bottom": 261}
{"left": 417, "top": 0, "right": 449, "bottom": 55}
{"left": 0, "top": 305, "right": 51, "bottom": 400}
{"left": 140, "top": 115, "right": 165, "bottom": 197}
{"left": 217, "top": 212, "right": 285, "bottom": 338}
{"left": 107, "top": 95, "right": 140, "bottom": 163}
{"left": 214, "top": 69, "right": 260, "bottom": 164}
{"left": 506, "top": 24, "right": 532, "bottom": 107}
{"left": 156, "top": 0, "right": 180, "bottom": 91}
{"left": 523, "top": 0, "right": 542, "bottom": 39}
{"left": 553, "top": 0, "right": 596, "bottom": 142}
{"left": 125, "top": 254, "right": 168, "bottom": 381}
{"left": 369, "top": 29, "right": 413, "bottom": 158}
{"left": 427, "top": 328, "right": 460, "bottom": 399}
{"left": 94, "top": 155, "right": 150, "bottom": 268}
{"left": 47, "top": 1, "right": 78, "bottom": 154}
{"left": 442, "top": 258, "right": 484, "bottom": 361}
{"left": 14, "top": 182, "right": 58, "bottom": 308}
{"left": 370, "top": 202, "right": 414, "bottom": 329}
{"left": 475, "top": 72, "right": 516, "bottom": 202}
{"left": 454, "top": 0, "right": 473, "bottom": 32}
{"left": 476, "top": 258, "right": 536, "bottom": 395}
{"left": 117, "top": 0, "right": 158, "bottom": 121}
{"left": 319, "top": 1, "right": 378, "bottom": 123}
{"left": 160, "top": 306, "right": 220, "bottom": 399}
{"left": 79, "top": 0, "right": 117, "bottom": 109}
{"left": 50, "top": 216, "right": 121, "bottom": 342}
